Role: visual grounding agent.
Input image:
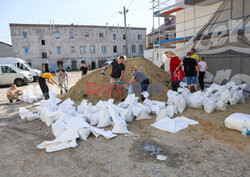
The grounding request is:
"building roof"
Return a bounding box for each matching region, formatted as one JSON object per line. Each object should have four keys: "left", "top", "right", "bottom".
{"left": 0, "top": 41, "right": 12, "bottom": 47}
{"left": 9, "top": 23, "right": 146, "bottom": 30}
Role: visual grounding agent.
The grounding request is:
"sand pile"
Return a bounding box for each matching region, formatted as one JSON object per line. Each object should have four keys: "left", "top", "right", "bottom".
{"left": 60, "top": 58, "right": 172, "bottom": 104}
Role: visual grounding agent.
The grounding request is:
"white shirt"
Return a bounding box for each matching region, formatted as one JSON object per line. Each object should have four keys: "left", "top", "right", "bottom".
{"left": 198, "top": 61, "right": 207, "bottom": 72}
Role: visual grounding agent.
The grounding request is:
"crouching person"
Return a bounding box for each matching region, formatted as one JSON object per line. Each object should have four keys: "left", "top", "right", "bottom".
{"left": 7, "top": 84, "right": 22, "bottom": 103}
{"left": 58, "top": 68, "right": 69, "bottom": 94}
{"left": 128, "top": 67, "right": 150, "bottom": 102}
{"left": 38, "top": 71, "right": 61, "bottom": 100}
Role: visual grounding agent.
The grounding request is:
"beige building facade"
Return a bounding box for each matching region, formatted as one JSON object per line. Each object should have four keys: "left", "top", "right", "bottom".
{"left": 10, "top": 23, "right": 146, "bottom": 72}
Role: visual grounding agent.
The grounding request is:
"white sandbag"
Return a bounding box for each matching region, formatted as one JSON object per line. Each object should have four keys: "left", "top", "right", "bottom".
{"left": 177, "top": 87, "right": 190, "bottom": 102}
{"left": 203, "top": 100, "right": 216, "bottom": 114}
{"left": 187, "top": 94, "right": 203, "bottom": 109}
{"left": 151, "top": 116, "right": 198, "bottom": 133}
{"left": 108, "top": 103, "right": 129, "bottom": 134}
{"left": 141, "top": 91, "right": 149, "bottom": 99}
{"left": 88, "top": 126, "right": 117, "bottom": 139}
{"left": 52, "top": 119, "right": 66, "bottom": 138}
{"left": 116, "top": 106, "right": 133, "bottom": 122}
{"left": 97, "top": 110, "right": 112, "bottom": 128}
{"left": 136, "top": 109, "right": 151, "bottom": 120}
{"left": 150, "top": 100, "right": 166, "bottom": 110}
{"left": 224, "top": 113, "right": 250, "bottom": 132}
{"left": 127, "top": 84, "right": 134, "bottom": 94}
{"left": 165, "top": 105, "right": 178, "bottom": 118}
{"left": 173, "top": 95, "right": 186, "bottom": 113}
{"left": 37, "top": 130, "right": 78, "bottom": 153}
{"left": 89, "top": 112, "right": 100, "bottom": 126}
{"left": 35, "top": 86, "right": 44, "bottom": 99}
{"left": 156, "top": 109, "right": 168, "bottom": 121}
{"left": 78, "top": 128, "right": 91, "bottom": 141}
{"left": 215, "top": 100, "right": 227, "bottom": 111}
{"left": 58, "top": 98, "right": 77, "bottom": 116}
{"left": 228, "top": 91, "right": 240, "bottom": 105}
{"left": 19, "top": 107, "right": 40, "bottom": 121}
{"left": 166, "top": 90, "right": 178, "bottom": 105}
{"left": 219, "top": 89, "right": 231, "bottom": 104}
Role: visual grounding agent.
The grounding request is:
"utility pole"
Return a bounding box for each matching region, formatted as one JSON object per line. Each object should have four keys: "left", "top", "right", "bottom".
{"left": 119, "top": 6, "right": 129, "bottom": 59}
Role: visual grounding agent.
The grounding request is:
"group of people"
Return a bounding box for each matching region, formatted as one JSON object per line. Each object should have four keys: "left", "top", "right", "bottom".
{"left": 102, "top": 56, "right": 150, "bottom": 102}
{"left": 7, "top": 49, "right": 207, "bottom": 104}
{"left": 166, "top": 48, "right": 208, "bottom": 92}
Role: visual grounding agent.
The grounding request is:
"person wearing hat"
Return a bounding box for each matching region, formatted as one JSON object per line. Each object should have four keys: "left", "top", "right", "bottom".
{"left": 38, "top": 71, "right": 60, "bottom": 100}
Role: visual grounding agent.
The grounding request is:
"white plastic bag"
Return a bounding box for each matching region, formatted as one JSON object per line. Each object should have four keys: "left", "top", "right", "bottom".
{"left": 78, "top": 128, "right": 91, "bottom": 141}
{"left": 215, "top": 100, "right": 227, "bottom": 111}
{"left": 19, "top": 107, "right": 40, "bottom": 121}
{"left": 225, "top": 113, "right": 250, "bottom": 132}
{"left": 203, "top": 100, "right": 216, "bottom": 114}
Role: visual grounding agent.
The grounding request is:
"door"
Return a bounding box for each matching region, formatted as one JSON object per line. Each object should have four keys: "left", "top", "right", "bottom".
{"left": 57, "top": 61, "right": 63, "bottom": 70}
{"left": 42, "top": 64, "right": 49, "bottom": 72}
{"left": 91, "top": 61, "right": 96, "bottom": 69}
{"left": 71, "top": 60, "right": 77, "bottom": 71}
{"left": 0, "top": 66, "right": 18, "bottom": 85}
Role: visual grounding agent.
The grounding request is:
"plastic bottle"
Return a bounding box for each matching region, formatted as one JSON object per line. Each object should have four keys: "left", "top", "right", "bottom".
{"left": 241, "top": 120, "right": 248, "bottom": 137}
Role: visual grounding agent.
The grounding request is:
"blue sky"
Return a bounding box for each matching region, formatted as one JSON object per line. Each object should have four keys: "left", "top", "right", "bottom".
{"left": 0, "top": 0, "right": 170, "bottom": 44}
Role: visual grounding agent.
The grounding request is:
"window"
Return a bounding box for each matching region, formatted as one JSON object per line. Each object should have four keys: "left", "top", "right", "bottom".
{"left": 1, "top": 66, "right": 16, "bottom": 73}
{"left": 165, "top": 33, "right": 169, "bottom": 40}
{"left": 138, "top": 34, "right": 142, "bottom": 40}
{"left": 113, "top": 34, "right": 116, "bottom": 40}
{"left": 99, "top": 32, "right": 104, "bottom": 38}
{"left": 24, "top": 47, "right": 29, "bottom": 54}
{"left": 84, "top": 32, "right": 89, "bottom": 38}
{"left": 132, "top": 45, "right": 136, "bottom": 53}
{"left": 55, "top": 32, "right": 60, "bottom": 38}
{"left": 23, "top": 32, "right": 27, "bottom": 38}
{"left": 113, "top": 45, "right": 117, "bottom": 53}
{"left": 71, "top": 46, "right": 75, "bottom": 53}
{"left": 41, "top": 40, "right": 45, "bottom": 45}
{"left": 70, "top": 32, "right": 74, "bottom": 38}
{"left": 57, "top": 47, "right": 61, "bottom": 54}
{"left": 101, "top": 46, "right": 107, "bottom": 54}
{"left": 123, "top": 45, "right": 127, "bottom": 54}
{"left": 123, "top": 34, "right": 126, "bottom": 40}
{"left": 80, "top": 46, "right": 86, "bottom": 54}
{"left": 139, "top": 45, "right": 143, "bottom": 54}
{"left": 90, "top": 45, "right": 95, "bottom": 54}
{"left": 42, "top": 52, "right": 47, "bottom": 58}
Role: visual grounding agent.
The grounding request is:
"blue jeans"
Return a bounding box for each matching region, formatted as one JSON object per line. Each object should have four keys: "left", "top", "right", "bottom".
{"left": 186, "top": 76, "right": 198, "bottom": 85}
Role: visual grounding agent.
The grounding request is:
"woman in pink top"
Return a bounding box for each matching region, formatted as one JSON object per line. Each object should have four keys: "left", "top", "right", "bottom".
{"left": 198, "top": 56, "right": 208, "bottom": 91}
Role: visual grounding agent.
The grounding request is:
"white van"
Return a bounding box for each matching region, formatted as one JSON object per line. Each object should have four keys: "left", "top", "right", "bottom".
{"left": 0, "top": 58, "right": 42, "bottom": 81}
{"left": 0, "top": 64, "right": 33, "bottom": 86}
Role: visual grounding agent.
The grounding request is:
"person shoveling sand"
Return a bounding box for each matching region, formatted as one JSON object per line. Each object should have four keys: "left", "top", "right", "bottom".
{"left": 59, "top": 58, "right": 172, "bottom": 104}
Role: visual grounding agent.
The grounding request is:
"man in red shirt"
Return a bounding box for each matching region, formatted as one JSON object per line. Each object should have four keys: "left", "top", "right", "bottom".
{"left": 165, "top": 51, "right": 185, "bottom": 91}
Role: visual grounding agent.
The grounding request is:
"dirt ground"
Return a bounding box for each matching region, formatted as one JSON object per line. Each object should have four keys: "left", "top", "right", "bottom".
{"left": 0, "top": 72, "right": 249, "bottom": 177}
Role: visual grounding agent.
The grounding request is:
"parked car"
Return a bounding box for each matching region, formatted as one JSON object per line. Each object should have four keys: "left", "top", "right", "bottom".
{"left": 0, "top": 64, "right": 33, "bottom": 86}
{"left": 0, "top": 57, "right": 42, "bottom": 81}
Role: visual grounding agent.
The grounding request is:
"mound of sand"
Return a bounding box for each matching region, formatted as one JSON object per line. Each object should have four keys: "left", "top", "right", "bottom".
{"left": 60, "top": 58, "right": 172, "bottom": 104}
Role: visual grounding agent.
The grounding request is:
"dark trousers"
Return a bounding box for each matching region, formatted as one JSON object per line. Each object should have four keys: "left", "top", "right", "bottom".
{"left": 141, "top": 79, "right": 150, "bottom": 101}
{"left": 171, "top": 80, "right": 180, "bottom": 92}
{"left": 38, "top": 77, "right": 50, "bottom": 100}
{"left": 198, "top": 71, "right": 205, "bottom": 90}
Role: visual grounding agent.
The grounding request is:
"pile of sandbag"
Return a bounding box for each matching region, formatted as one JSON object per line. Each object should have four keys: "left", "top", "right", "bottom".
{"left": 20, "top": 85, "right": 43, "bottom": 103}
{"left": 19, "top": 91, "right": 170, "bottom": 153}
{"left": 166, "top": 81, "right": 246, "bottom": 114}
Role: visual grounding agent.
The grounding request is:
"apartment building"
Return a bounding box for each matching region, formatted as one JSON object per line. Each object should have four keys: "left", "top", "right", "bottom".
{"left": 10, "top": 23, "right": 146, "bottom": 72}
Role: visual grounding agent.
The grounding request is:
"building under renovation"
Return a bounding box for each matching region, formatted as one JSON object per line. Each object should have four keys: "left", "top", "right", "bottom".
{"left": 147, "top": 0, "right": 250, "bottom": 87}
{"left": 10, "top": 23, "right": 146, "bottom": 72}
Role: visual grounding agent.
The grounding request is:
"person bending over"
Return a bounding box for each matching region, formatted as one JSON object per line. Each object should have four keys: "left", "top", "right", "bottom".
{"left": 128, "top": 67, "right": 150, "bottom": 102}
{"left": 39, "top": 71, "right": 60, "bottom": 100}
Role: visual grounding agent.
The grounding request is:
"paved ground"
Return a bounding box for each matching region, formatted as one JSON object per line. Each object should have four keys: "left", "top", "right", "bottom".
{"left": 0, "top": 72, "right": 249, "bottom": 177}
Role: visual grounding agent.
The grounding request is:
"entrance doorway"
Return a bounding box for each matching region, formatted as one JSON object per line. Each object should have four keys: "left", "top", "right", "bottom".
{"left": 57, "top": 61, "right": 63, "bottom": 70}
{"left": 71, "top": 60, "right": 77, "bottom": 71}
{"left": 91, "top": 61, "right": 96, "bottom": 69}
{"left": 42, "top": 63, "right": 49, "bottom": 72}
